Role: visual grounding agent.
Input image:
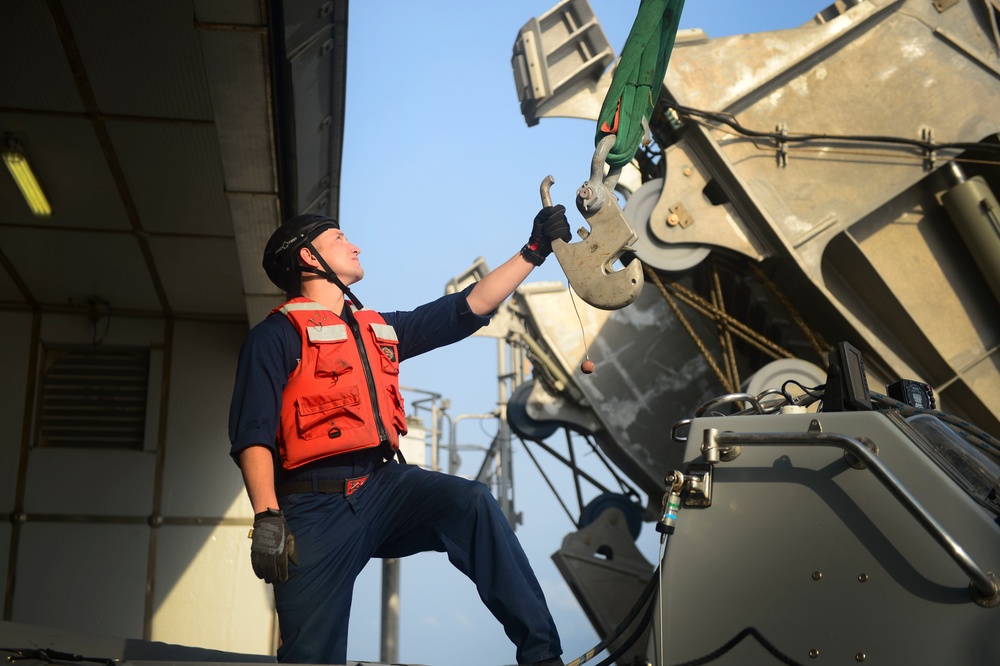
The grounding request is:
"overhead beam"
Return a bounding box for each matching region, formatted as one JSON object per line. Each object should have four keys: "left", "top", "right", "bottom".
{"left": 46, "top": 0, "right": 173, "bottom": 317}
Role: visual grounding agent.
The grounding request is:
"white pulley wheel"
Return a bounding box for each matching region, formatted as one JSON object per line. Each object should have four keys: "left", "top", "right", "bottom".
{"left": 745, "top": 358, "right": 827, "bottom": 398}
{"left": 624, "top": 177, "right": 711, "bottom": 272}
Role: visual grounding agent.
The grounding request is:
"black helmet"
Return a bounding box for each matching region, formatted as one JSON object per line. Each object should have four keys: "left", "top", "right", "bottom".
{"left": 262, "top": 214, "right": 339, "bottom": 293}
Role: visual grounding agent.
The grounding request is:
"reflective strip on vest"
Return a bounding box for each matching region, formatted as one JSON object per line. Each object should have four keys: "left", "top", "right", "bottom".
{"left": 370, "top": 323, "right": 398, "bottom": 343}
{"left": 307, "top": 324, "right": 349, "bottom": 343}
{"left": 280, "top": 301, "right": 323, "bottom": 314}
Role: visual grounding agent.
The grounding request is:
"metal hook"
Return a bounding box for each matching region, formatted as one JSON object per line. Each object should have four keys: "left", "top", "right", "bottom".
{"left": 539, "top": 168, "right": 644, "bottom": 311}
{"left": 540, "top": 174, "right": 555, "bottom": 207}
{"left": 577, "top": 135, "right": 623, "bottom": 213}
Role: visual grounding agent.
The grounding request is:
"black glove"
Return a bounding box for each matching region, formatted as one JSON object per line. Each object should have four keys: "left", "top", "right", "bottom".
{"left": 521, "top": 204, "right": 571, "bottom": 266}
{"left": 250, "top": 508, "right": 297, "bottom": 584}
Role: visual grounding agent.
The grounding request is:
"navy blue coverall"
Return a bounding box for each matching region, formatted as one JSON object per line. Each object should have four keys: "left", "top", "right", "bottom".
{"left": 228, "top": 286, "right": 563, "bottom": 664}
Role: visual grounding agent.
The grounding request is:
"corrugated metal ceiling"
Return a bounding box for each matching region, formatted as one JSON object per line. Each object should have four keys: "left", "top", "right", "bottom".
{"left": 0, "top": 0, "right": 347, "bottom": 326}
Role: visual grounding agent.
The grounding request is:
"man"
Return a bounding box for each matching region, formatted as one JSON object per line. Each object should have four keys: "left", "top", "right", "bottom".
{"left": 228, "top": 206, "right": 571, "bottom": 666}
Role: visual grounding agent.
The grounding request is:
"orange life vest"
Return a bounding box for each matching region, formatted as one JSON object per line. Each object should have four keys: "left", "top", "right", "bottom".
{"left": 275, "top": 298, "right": 407, "bottom": 469}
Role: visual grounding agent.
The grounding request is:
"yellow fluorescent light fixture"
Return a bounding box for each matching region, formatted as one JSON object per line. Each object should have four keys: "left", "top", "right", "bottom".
{"left": 3, "top": 137, "right": 52, "bottom": 217}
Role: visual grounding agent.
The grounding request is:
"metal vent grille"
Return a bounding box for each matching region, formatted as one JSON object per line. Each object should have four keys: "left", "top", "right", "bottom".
{"left": 37, "top": 347, "right": 151, "bottom": 449}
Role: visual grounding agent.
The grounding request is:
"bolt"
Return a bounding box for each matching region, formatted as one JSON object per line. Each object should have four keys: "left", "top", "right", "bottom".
{"left": 858, "top": 573, "right": 869, "bottom": 583}
{"left": 809, "top": 649, "right": 820, "bottom": 659}
{"left": 683, "top": 167, "right": 693, "bottom": 177}
{"left": 668, "top": 213, "right": 680, "bottom": 226}
{"left": 856, "top": 653, "right": 866, "bottom": 662}
{"left": 811, "top": 571, "right": 823, "bottom": 581}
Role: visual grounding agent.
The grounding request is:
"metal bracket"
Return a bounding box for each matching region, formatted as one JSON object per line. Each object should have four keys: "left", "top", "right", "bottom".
{"left": 922, "top": 127, "right": 936, "bottom": 170}
{"left": 665, "top": 202, "right": 693, "bottom": 229}
{"left": 682, "top": 463, "right": 713, "bottom": 507}
{"left": 933, "top": 0, "right": 960, "bottom": 12}
{"left": 776, "top": 123, "right": 788, "bottom": 168}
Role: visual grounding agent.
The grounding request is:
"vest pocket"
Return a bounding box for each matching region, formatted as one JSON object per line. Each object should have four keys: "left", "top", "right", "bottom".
{"left": 384, "top": 383, "right": 408, "bottom": 435}
{"left": 309, "top": 329, "right": 353, "bottom": 380}
{"left": 369, "top": 324, "right": 400, "bottom": 375}
{"left": 295, "top": 387, "right": 365, "bottom": 440}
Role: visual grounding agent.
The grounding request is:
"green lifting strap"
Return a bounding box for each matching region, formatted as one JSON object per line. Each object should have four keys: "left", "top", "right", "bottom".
{"left": 596, "top": 0, "right": 685, "bottom": 169}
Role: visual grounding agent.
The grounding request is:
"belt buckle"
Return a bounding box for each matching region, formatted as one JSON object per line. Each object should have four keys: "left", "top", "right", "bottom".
{"left": 345, "top": 474, "right": 368, "bottom": 496}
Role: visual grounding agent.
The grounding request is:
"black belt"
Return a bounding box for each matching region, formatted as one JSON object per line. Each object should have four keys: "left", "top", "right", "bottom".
{"left": 275, "top": 474, "right": 370, "bottom": 498}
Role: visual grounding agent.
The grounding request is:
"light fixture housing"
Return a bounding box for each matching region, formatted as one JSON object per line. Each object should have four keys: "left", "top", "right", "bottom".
{"left": 2, "top": 135, "right": 52, "bottom": 217}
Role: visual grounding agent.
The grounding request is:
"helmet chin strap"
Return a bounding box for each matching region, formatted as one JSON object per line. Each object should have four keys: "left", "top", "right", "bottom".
{"left": 300, "top": 240, "right": 364, "bottom": 310}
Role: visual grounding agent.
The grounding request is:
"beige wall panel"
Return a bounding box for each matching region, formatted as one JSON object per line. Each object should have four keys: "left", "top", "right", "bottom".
{"left": 23, "top": 448, "right": 156, "bottom": 516}
{"left": 20, "top": 313, "right": 167, "bottom": 516}
{"left": 151, "top": 524, "right": 273, "bottom": 655}
{"left": 13, "top": 522, "right": 148, "bottom": 637}
{"left": 38, "top": 313, "right": 165, "bottom": 347}
{"left": 160, "top": 320, "right": 249, "bottom": 519}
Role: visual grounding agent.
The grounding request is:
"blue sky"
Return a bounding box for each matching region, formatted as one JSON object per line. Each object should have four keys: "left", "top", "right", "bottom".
{"left": 337, "top": 1, "right": 820, "bottom": 664}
